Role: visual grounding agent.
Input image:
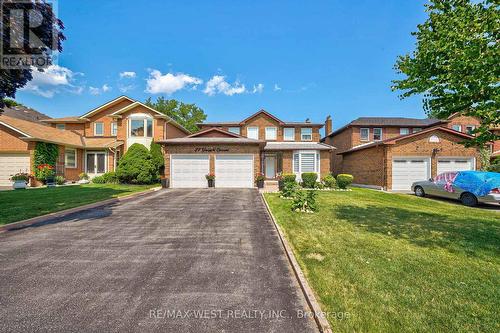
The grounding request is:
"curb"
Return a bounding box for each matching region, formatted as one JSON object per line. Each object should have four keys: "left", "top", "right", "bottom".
{"left": 0, "top": 186, "right": 162, "bottom": 233}
{"left": 260, "top": 193, "right": 333, "bottom": 333}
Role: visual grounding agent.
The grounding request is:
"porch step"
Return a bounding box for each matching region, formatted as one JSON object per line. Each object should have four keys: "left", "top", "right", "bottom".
{"left": 261, "top": 180, "right": 279, "bottom": 193}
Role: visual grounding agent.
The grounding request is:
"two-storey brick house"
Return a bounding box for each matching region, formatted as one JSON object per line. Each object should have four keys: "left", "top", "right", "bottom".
{"left": 158, "top": 110, "right": 334, "bottom": 188}
{"left": 322, "top": 114, "right": 485, "bottom": 191}
{"left": 0, "top": 96, "right": 189, "bottom": 185}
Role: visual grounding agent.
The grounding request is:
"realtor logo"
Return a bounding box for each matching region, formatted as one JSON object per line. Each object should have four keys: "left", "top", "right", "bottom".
{"left": 1, "top": 0, "right": 59, "bottom": 69}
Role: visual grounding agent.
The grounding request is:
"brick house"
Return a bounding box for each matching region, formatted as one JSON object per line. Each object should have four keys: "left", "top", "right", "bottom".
{"left": 0, "top": 96, "right": 189, "bottom": 186}
{"left": 158, "top": 110, "right": 334, "bottom": 188}
{"left": 322, "top": 114, "right": 488, "bottom": 191}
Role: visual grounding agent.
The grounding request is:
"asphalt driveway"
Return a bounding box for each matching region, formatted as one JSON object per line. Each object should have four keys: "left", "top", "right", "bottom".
{"left": 0, "top": 189, "right": 317, "bottom": 332}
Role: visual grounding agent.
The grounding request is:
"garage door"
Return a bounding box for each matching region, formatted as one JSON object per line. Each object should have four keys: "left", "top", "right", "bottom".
{"left": 0, "top": 153, "right": 30, "bottom": 186}
{"left": 392, "top": 158, "right": 430, "bottom": 191}
{"left": 437, "top": 158, "right": 474, "bottom": 174}
{"left": 215, "top": 155, "right": 254, "bottom": 188}
{"left": 171, "top": 155, "right": 209, "bottom": 188}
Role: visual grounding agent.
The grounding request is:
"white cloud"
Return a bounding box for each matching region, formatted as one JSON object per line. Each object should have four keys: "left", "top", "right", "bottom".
{"left": 146, "top": 70, "right": 202, "bottom": 95}
{"left": 118, "top": 84, "right": 135, "bottom": 93}
{"left": 21, "top": 65, "right": 80, "bottom": 98}
{"left": 252, "top": 83, "right": 264, "bottom": 94}
{"left": 273, "top": 84, "right": 281, "bottom": 91}
{"left": 119, "top": 71, "right": 136, "bottom": 79}
{"left": 89, "top": 84, "right": 112, "bottom": 95}
{"left": 203, "top": 75, "right": 246, "bottom": 96}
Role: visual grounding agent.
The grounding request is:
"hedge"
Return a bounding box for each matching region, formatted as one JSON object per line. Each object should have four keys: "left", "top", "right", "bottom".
{"left": 301, "top": 172, "right": 318, "bottom": 188}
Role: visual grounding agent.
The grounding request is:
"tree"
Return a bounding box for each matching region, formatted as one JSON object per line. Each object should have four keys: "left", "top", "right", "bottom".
{"left": 150, "top": 140, "right": 164, "bottom": 177}
{"left": 0, "top": 0, "right": 65, "bottom": 109}
{"left": 392, "top": 0, "right": 499, "bottom": 146}
{"left": 145, "top": 97, "right": 207, "bottom": 133}
{"left": 115, "top": 143, "right": 156, "bottom": 184}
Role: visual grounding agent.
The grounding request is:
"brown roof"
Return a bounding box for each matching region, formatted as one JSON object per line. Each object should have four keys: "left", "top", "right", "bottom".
{"left": 338, "top": 126, "right": 475, "bottom": 155}
{"left": 188, "top": 127, "right": 245, "bottom": 138}
{"left": 83, "top": 137, "right": 124, "bottom": 148}
{"left": 158, "top": 137, "right": 265, "bottom": 145}
{"left": 0, "top": 115, "right": 84, "bottom": 147}
{"left": 197, "top": 109, "right": 324, "bottom": 127}
{"left": 41, "top": 117, "right": 87, "bottom": 123}
{"left": 264, "top": 142, "right": 334, "bottom": 151}
{"left": 1, "top": 106, "right": 51, "bottom": 124}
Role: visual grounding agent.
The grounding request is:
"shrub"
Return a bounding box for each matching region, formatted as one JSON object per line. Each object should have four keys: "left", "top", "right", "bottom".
{"left": 488, "top": 157, "right": 500, "bottom": 173}
{"left": 55, "top": 176, "right": 65, "bottom": 185}
{"left": 322, "top": 174, "right": 337, "bottom": 188}
{"left": 91, "top": 175, "right": 106, "bottom": 184}
{"left": 337, "top": 174, "right": 354, "bottom": 189}
{"left": 281, "top": 181, "right": 299, "bottom": 199}
{"left": 34, "top": 142, "right": 58, "bottom": 170}
{"left": 102, "top": 171, "right": 119, "bottom": 184}
{"left": 150, "top": 140, "right": 164, "bottom": 179}
{"left": 79, "top": 173, "right": 89, "bottom": 180}
{"left": 301, "top": 172, "right": 318, "bottom": 188}
{"left": 291, "top": 189, "right": 318, "bottom": 213}
{"left": 281, "top": 173, "right": 297, "bottom": 184}
{"left": 115, "top": 143, "right": 156, "bottom": 184}
{"left": 35, "top": 164, "right": 55, "bottom": 183}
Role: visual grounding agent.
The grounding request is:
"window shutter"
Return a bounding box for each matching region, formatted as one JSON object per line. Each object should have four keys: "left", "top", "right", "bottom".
{"left": 300, "top": 153, "right": 315, "bottom": 172}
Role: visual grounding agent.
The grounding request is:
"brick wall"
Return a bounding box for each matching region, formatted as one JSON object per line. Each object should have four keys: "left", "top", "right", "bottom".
{"left": 276, "top": 150, "right": 330, "bottom": 178}
{"left": 0, "top": 126, "right": 29, "bottom": 151}
{"left": 341, "top": 145, "right": 386, "bottom": 187}
{"left": 323, "top": 127, "right": 352, "bottom": 174}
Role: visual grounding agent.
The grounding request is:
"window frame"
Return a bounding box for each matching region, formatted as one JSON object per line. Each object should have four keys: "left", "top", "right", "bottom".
{"left": 301, "top": 127, "right": 313, "bottom": 141}
{"left": 111, "top": 122, "right": 118, "bottom": 136}
{"left": 246, "top": 126, "right": 259, "bottom": 140}
{"left": 56, "top": 124, "right": 65, "bottom": 130}
{"left": 228, "top": 127, "right": 240, "bottom": 135}
{"left": 283, "top": 127, "right": 295, "bottom": 141}
{"left": 452, "top": 124, "right": 462, "bottom": 132}
{"left": 465, "top": 125, "right": 476, "bottom": 135}
{"left": 292, "top": 150, "right": 320, "bottom": 175}
{"left": 360, "top": 128, "right": 369, "bottom": 141}
{"left": 94, "top": 122, "right": 104, "bottom": 136}
{"left": 265, "top": 127, "right": 277, "bottom": 140}
{"left": 129, "top": 117, "right": 153, "bottom": 138}
{"left": 373, "top": 128, "right": 383, "bottom": 141}
{"left": 400, "top": 128, "right": 409, "bottom": 135}
{"left": 412, "top": 128, "right": 422, "bottom": 133}
{"left": 64, "top": 148, "right": 77, "bottom": 168}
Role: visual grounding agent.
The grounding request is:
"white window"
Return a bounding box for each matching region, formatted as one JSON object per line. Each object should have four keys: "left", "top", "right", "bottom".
{"left": 284, "top": 128, "right": 295, "bottom": 141}
{"left": 228, "top": 127, "right": 240, "bottom": 135}
{"left": 292, "top": 151, "right": 320, "bottom": 175}
{"left": 247, "top": 126, "right": 259, "bottom": 140}
{"left": 56, "top": 124, "right": 65, "bottom": 130}
{"left": 301, "top": 128, "right": 312, "bottom": 141}
{"left": 413, "top": 128, "right": 422, "bottom": 133}
{"left": 373, "top": 128, "right": 383, "bottom": 141}
{"left": 65, "top": 148, "right": 76, "bottom": 168}
{"left": 465, "top": 125, "right": 475, "bottom": 135}
{"left": 94, "top": 122, "right": 104, "bottom": 136}
{"left": 111, "top": 122, "right": 117, "bottom": 136}
{"left": 452, "top": 124, "right": 462, "bottom": 132}
{"left": 400, "top": 128, "right": 409, "bottom": 135}
{"left": 265, "top": 127, "right": 277, "bottom": 140}
{"left": 130, "top": 118, "right": 153, "bottom": 137}
{"left": 360, "top": 128, "right": 369, "bottom": 141}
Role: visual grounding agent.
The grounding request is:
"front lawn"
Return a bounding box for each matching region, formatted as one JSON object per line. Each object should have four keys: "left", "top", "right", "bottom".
{"left": 264, "top": 189, "right": 500, "bottom": 332}
{"left": 0, "top": 184, "right": 158, "bottom": 225}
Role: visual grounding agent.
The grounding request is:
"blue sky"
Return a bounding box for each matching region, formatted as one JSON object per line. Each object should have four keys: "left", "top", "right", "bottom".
{"left": 15, "top": 0, "right": 428, "bottom": 131}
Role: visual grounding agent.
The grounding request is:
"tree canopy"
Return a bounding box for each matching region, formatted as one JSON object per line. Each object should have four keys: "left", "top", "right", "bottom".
{"left": 145, "top": 97, "right": 207, "bottom": 133}
{"left": 392, "top": 0, "right": 499, "bottom": 146}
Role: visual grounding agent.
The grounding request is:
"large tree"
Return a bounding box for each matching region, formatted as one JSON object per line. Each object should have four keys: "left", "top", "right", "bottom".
{"left": 392, "top": 0, "right": 499, "bottom": 146}
{"left": 145, "top": 97, "right": 207, "bottom": 133}
{"left": 0, "top": 0, "right": 65, "bottom": 109}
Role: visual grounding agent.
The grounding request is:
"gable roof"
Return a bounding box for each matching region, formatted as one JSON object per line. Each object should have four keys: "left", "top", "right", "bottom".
{"left": 240, "top": 109, "right": 284, "bottom": 125}
{"left": 1, "top": 105, "right": 51, "bottom": 124}
{"left": 338, "top": 126, "right": 475, "bottom": 155}
{"left": 323, "top": 117, "right": 444, "bottom": 139}
{"left": 79, "top": 95, "right": 135, "bottom": 119}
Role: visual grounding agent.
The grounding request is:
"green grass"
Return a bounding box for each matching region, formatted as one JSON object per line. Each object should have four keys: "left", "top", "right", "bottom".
{"left": 0, "top": 183, "right": 158, "bottom": 225}
{"left": 264, "top": 188, "right": 500, "bottom": 332}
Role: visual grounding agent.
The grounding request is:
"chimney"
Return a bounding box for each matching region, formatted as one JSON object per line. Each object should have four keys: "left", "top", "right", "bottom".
{"left": 325, "top": 115, "right": 332, "bottom": 137}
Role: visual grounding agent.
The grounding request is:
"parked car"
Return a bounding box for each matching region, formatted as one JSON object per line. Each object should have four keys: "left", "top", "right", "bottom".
{"left": 411, "top": 171, "right": 500, "bottom": 207}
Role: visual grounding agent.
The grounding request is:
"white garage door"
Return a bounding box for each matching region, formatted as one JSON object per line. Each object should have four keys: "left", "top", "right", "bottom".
{"left": 0, "top": 153, "right": 30, "bottom": 186}
{"left": 392, "top": 157, "right": 430, "bottom": 191}
{"left": 171, "top": 155, "right": 209, "bottom": 188}
{"left": 215, "top": 155, "right": 254, "bottom": 188}
{"left": 437, "top": 158, "right": 474, "bottom": 174}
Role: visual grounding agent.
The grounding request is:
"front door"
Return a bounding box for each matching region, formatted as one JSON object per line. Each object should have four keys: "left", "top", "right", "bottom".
{"left": 86, "top": 152, "right": 106, "bottom": 176}
{"left": 265, "top": 156, "right": 276, "bottom": 179}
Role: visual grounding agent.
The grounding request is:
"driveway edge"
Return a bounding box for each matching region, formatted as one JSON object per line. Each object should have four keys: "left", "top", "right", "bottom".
{"left": 0, "top": 186, "right": 162, "bottom": 233}
{"left": 260, "top": 193, "right": 333, "bottom": 333}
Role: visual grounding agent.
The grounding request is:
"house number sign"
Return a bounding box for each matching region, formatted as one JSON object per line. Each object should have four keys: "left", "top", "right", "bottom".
{"left": 194, "top": 147, "right": 230, "bottom": 153}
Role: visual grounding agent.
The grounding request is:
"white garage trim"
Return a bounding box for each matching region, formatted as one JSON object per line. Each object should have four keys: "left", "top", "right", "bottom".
{"left": 0, "top": 153, "right": 31, "bottom": 186}
{"left": 391, "top": 156, "right": 431, "bottom": 191}
{"left": 437, "top": 157, "right": 475, "bottom": 174}
{"left": 170, "top": 154, "right": 210, "bottom": 188}
{"left": 215, "top": 154, "right": 254, "bottom": 188}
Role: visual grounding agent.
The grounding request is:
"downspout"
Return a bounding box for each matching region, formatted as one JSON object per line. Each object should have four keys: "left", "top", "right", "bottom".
{"left": 383, "top": 146, "right": 387, "bottom": 191}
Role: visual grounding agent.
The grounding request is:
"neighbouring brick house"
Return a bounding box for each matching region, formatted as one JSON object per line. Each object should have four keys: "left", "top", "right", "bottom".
{"left": 321, "top": 114, "right": 490, "bottom": 191}
{"left": 0, "top": 96, "right": 189, "bottom": 186}
{"left": 158, "top": 110, "right": 334, "bottom": 188}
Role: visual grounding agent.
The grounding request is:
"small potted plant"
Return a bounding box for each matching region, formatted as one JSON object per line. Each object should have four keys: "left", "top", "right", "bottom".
{"left": 35, "top": 164, "right": 55, "bottom": 185}
{"left": 206, "top": 173, "right": 215, "bottom": 188}
{"left": 10, "top": 172, "right": 31, "bottom": 189}
{"left": 256, "top": 173, "right": 265, "bottom": 188}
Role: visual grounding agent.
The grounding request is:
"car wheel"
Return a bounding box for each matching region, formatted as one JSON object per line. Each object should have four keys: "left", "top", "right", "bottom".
{"left": 460, "top": 192, "right": 478, "bottom": 207}
{"left": 414, "top": 186, "right": 425, "bottom": 197}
